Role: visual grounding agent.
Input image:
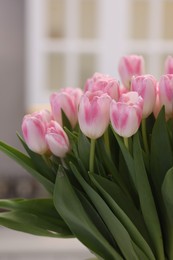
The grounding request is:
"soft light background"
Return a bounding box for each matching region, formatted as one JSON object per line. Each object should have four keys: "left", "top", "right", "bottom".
{"left": 0, "top": 0, "right": 173, "bottom": 259}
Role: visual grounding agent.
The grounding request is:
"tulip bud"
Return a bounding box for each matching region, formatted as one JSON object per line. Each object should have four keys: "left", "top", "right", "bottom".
{"left": 78, "top": 91, "right": 111, "bottom": 139}
{"left": 164, "top": 56, "right": 173, "bottom": 74}
{"left": 50, "top": 87, "right": 83, "bottom": 128}
{"left": 131, "top": 75, "right": 157, "bottom": 118}
{"left": 158, "top": 74, "right": 173, "bottom": 119}
{"left": 110, "top": 92, "right": 143, "bottom": 138}
{"left": 45, "top": 120, "right": 70, "bottom": 158}
{"left": 22, "top": 110, "right": 51, "bottom": 154}
{"left": 118, "top": 55, "right": 145, "bottom": 89}
{"left": 153, "top": 84, "right": 162, "bottom": 118}
{"left": 84, "top": 72, "right": 120, "bottom": 100}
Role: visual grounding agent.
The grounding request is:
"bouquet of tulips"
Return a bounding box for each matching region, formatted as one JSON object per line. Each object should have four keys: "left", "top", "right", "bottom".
{"left": 1, "top": 55, "right": 173, "bottom": 260}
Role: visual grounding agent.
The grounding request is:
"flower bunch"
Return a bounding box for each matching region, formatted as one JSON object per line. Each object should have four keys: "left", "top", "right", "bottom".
{"left": 1, "top": 54, "right": 173, "bottom": 260}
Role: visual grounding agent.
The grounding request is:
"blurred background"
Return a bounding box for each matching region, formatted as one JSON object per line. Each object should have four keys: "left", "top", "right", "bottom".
{"left": 0, "top": 0, "right": 173, "bottom": 258}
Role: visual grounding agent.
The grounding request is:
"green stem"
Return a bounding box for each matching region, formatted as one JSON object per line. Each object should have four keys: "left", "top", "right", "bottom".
{"left": 142, "top": 118, "right": 149, "bottom": 154}
{"left": 123, "top": 137, "right": 129, "bottom": 150}
{"left": 89, "top": 139, "right": 96, "bottom": 173}
{"left": 104, "top": 128, "right": 111, "bottom": 157}
{"left": 42, "top": 154, "right": 51, "bottom": 168}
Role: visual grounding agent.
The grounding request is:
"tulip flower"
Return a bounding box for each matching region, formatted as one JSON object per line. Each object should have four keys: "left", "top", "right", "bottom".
{"left": 118, "top": 55, "right": 145, "bottom": 89}
{"left": 164, "top": 56, "right": 173, "bottom": 74}
{"left": 110, "top": 91, "right": 143, "bottom": 138}
{"left": 78, "top": 91, "right": 111, "bottom": 139}
{"left": 131, "top": 75, "right": 157, "bottom": 118}
{"left": 84, "top": 72, "right": 120, "bottom": 100}
{"left": 45, "top": 120, "right": 70, "bottom": 158}
{"left": 158, "top": 74, "right": 173, "bottom": 119}
{"left": 50, "top": 87, "right": 83, "bottom": 128}
{"left": 22, "top": 110, "right": 51, "bottom": 154}
{"left": 153, "top": 84, "right": 162, "bottom": 118}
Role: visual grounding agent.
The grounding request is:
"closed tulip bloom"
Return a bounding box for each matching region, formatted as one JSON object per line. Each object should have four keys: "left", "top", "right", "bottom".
{"left": 50, "top": 87, "right": 83, "bottom": 128}
{"left": 78, "top": 91, "right": 111, "bottom": 139}
{"left": 118, "top": 55, "right": 145, "bottom": 89}
{"left": 45, "top": 120, "right": 70, "bottom": 158}
{"left": 110, "top": 92, "right": 143, "bottom": 138}
{"left": 131, "top": 75, "right": 157, "bottom": 118}
{"left": 84, "top": 72, "right": 120, "bottom": 100}
{"left": 153, "top": 84, "right": 162, "bottom": 118}
{"left": 22, "top": 110, "right": 51, "bottom": 154}
{"left": 158, "top": 74, "right": 173, "bottom": 119}
{"left": 33, "top": 109, "right": 52, "bottom": 125}
{"left": 164, "top": 56, "right": 173, "bottom": 74}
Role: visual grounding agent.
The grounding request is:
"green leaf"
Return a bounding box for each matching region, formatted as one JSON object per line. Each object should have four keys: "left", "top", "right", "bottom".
{"left": 95, "top": 158, "right": 107, "bottom": 177}
{"left": 96, "top": 137, "right": 119, "bottom": 178}
{"left": 77, "top": 130, "right": 90, "bottom": 170}
{"left": 0, "top": 211, "right": 71, "bottom": 238}
{"left": 133, "top": 133, "right": 164, "bottom": 260}
{"left": 17, "top": 134, "right": 55, "bottom": 182}
{"left": 90, "top": 174, "right": 155, "bottom": 260}
{"left": 118, "top": 152, "right": 139, "bottom": 207}
{"left": 91, "top": 174, "right": 151, "bottom": 245}
{"left": 161, "top": 167, "right": 173, "bottom": 260}
{"left": 96, "top": 138, "right": 129, "bottom": 195}
{"left": 112, "top": 130, "right": 137, "bottom": 194}
{"left": 61, "top": 109, "right": 72, "bottom": 131}
{"left": 70, "top": 162, "right": 139, "bottom": 260}
{"left": 53, "top": 165, "right": 122, "bottom": 260}
{"left": 75, "top": 189, "right": 118, "bottom": 250}
{"left": 0, "top": 198, "right": 63, "bottom": 220}
{"left": 150, "top": 108, "right": 173, "bottom": 194}
{"left": 162, "top": 167, "right": 173, "bottom": 217}
{"left": 0, "top": 141, "right": 54, "bottom": 194}
{"left": 0, "top": 198, "right": 72, "bottom": 237}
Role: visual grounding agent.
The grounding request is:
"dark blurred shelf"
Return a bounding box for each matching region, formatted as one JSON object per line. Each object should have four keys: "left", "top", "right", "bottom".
{"left": 0, "top": 176, "right": 47, "bottom": 199}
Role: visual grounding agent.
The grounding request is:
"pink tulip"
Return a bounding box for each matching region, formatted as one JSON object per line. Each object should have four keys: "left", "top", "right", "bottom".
{"left": 110, "top": 92, "right": 143, "bottom": 138}
{"left": 22, "top": 110, "right": 51, "bottom": 154}
{"left": 131, "top": 75, "right": 157, "bottom": 118}
{"left": 164, "top": 56, "right": 173, "bottom": 74}
{"left": 153, "top": 84, "right": 162, "bottom": 118}
{"left": 78, "top": 91, "right": 111, "bottom": 139}
{"left": 84, "top": 72, "right": 120, "bottom": 100}
{"left": 45, "top": 120, "right": 70, "bottom": 158}
{"left": 158, "top": 74, "right": 173, "bottom": 119}
{"left": 118, "top": 55, "right": 145, "bottom": 89}
{"left": 50, "top": 87, "right": 83, "bottom": 128}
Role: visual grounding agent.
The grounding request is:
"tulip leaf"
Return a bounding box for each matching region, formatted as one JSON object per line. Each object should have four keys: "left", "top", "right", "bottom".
{"left": 150, "top": 108, "right": 173, "bottom": 195}
{"left": 161, "top": 167, "right": 173, "bottom": 260}
{"left": 162, "top": 167, "right": 173, "bottom": 217}
{"left": 133, "top": 133, "right": 164, "bottom": 260}
{"left": 96, "top": 138, "right": 128, "bottom": 194}
{"left": 0, "top": 141, "right": 54, "bottom": 194}
{"left": 111, "top": 130, "right": 137, "bottom": 192}
{"left": 61, "top": 109, "right": 72, "bottom": 131}
{"left": 17, "top": 134, "right": 56, "bottom": 182}
{"left": 89, "top": 174, "right": 155, "bottom": 260}
{"left": 0, "top": 210, "right": 71, "bottom": 238}
{"left": 70, "top": 162, "right": 140, "bottom": 260}
{"left": 95, "top": 157, "right": 107, "bottom": 177}
{"left": 96, "top": 137, "right": 119, "bottom": 177}
{"left": 53, "top": 165, "right": 122, "bottom": 260}
{"left": 75, "top": 189, "right": 118, "bottom": 250}
{"left": 77, "top": 130, "right": 90, "bottom": 170}
{"left": 91, "top": 174, "right": 151, "bottom": 245}
{"left": 0, "top": 198, "right": 72, "bottom": 237}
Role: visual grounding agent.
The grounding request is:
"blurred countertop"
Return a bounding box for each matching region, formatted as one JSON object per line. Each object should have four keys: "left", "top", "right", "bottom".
{"left": 0, "top": 227, "right": 94, "bottom": 260}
